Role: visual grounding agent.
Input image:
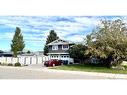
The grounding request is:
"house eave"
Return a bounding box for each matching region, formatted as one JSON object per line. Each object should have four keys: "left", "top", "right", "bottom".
{"left": 47, "top": 38, "right": 74, "bottom": 46}
{"left": 47, "top": 53, "right": 69, "bottom": 55}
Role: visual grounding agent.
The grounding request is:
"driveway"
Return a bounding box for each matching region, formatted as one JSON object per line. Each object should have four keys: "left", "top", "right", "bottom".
{"left": 0, "top": 64, "right": 126, "bottom": 79}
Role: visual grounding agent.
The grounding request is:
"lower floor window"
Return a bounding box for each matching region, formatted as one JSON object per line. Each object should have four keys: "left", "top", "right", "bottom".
{"left": 51, "top": 55, "right": 58, "bottom": 58}
{"left": 66, "top": 55, "right": 69, "bottom": 58}
{"left": 51, "top": 55, "right": 69, "bottom": 58}
{"left": 61, "top": 55, "right": 69, "bottom": 58}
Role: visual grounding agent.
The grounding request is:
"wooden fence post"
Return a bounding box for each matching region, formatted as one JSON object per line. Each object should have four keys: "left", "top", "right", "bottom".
{"left": 45, "top": 57, "right": 46, "bottom": 61}
{"left": 42, "top": 57, "right": 43, "bottom": 63}
{"left": 5, "top": 57, "right": 7, "bottom": 63}
{"left": 24, "top": 57, "right": 26, "bottom": 65}
{"left": 36, "top": 56, "right": 38, "bottom": 64}
{"left": 11, "top": 57, "right": 13, "bottom": 64}
{"left": 30, "top": 57, "right": 32, "bottom": 64}
{"left": 17, "top": 57, "right": 19, "bottom": 63}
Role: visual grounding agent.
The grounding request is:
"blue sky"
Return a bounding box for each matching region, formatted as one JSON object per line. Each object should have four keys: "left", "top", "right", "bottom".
{"left": 0, "top": 16, "right": 125, "bottom": 51}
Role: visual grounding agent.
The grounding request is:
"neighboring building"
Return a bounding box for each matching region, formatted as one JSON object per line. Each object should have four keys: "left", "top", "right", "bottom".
{"left": 17, "top": 50, "right": 35, "bottom": 57}
{"left": 0, "top": 51, "right": 13, "bottom": 57}
{"left": 47, "top": 39, "right": 74, "bottom": 64}
{"left": 18, "top": 51, "right": 44, "bottom": 57}
{"left": 34, "top": 51, "right": 44, "bottom": 56}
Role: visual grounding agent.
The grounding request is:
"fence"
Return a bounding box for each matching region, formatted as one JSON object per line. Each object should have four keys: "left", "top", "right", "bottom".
{"left": 0, "top": 56, "right": 50, "bottom": 65}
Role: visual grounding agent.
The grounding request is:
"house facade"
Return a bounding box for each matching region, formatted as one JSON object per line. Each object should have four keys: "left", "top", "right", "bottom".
{"left": 47, "top": 39, "right": 74, "bottom": 64}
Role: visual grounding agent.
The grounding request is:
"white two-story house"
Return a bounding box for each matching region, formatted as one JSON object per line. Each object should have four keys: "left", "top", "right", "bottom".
{"left": 47, "top": 39, "right": 74, "bottom": 64}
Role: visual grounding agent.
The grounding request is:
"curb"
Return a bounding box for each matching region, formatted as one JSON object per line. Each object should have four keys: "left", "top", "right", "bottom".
{"left": 46, "top": 69, "right": 127, "bottom": 79}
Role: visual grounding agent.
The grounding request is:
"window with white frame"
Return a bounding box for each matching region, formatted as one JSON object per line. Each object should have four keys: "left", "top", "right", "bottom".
{"left": 62, "top": 45, "right": 69, "bottom": 50}
{"left": 52, "top": 45, "right": 58, "bottom": 50}
{"left": 66, "top": 55, "right": 69, "bottom": 58}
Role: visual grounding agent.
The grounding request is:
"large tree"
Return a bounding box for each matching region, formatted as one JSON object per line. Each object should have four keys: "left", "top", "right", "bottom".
{"left": 11, "top": 27, "right": 25, "bottom": 57}
{"left": 85, "top": 19, "right": 127, "bottom": 67}
{"left": 43, "top": 30, "right": 59, "bottom": 55}
{"left": 69, "top": 44, "right": 87, "bottom": 63}
{"left": 0, "top": 50, "right": 4, "bottom": 53}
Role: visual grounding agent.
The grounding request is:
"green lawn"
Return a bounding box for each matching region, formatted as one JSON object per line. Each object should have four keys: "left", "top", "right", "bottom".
{"left": 50, "top": 64, "right": 127, "bottom": 74}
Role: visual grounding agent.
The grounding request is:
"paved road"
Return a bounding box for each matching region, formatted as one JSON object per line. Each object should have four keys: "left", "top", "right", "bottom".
{"left": 0, "top": 65, "right": 105, "bottom": 79}
{"left": 0, "top": 65, "right": 126, "bottom": 79}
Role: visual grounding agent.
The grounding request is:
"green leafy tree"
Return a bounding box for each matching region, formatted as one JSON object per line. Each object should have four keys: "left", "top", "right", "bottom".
{"left": 27, "top": 50, "right": 31, "bottom": 54}
{"left": 86, "top": 19, "right": 127, "bottom": 67}
{"left": 0, "top": 50, "right": 4, "bottom": 53}
{"left": 43, "top": 30, "right": 59, "bottom": 55}
{"left": 43, "top": 46, "right": 48, "bottom": 55}
{"left": 11, "top": 27, "right": 25, "bottom": 57}
{"left": 69, "top": 44, "right": 87, "bottom": 63}
{"left": 85, "top": 34, "right": 93, "bottom": 46}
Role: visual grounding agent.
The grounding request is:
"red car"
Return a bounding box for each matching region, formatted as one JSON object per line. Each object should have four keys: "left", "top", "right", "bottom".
{"left": 44, "top": 59, "right": 62, "bottom": 67}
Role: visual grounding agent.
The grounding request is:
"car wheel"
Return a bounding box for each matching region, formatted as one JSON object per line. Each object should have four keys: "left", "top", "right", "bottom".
{"left": 61, "top": 62, "right": 63, "bottom": 65}
{"left": 52, "top": 64, "right": 55, "bottom": 67}
{"left": 45, "top": 64, "right": 48, "bottom": 67}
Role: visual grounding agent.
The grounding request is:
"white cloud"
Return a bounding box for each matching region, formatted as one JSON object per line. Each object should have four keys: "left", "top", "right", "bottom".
{"left": 74, "top": 17, "right": 99, "bottom": 26}
{"left": 0, "top": 32, "right": 14, "bottom": 39}
{"left": 0, "top": 16, "right": 125, "bottom": 51}
{"left": 63, "top": 34, "right": 84, "bottom": 43}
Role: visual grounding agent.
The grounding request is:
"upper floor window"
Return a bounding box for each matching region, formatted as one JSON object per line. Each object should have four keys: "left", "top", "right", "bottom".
{"left": 62, "top": 45, "right": 69, "bottom": 50}
{"left": 52, "top": 45, "right": 58, "bottom": 50}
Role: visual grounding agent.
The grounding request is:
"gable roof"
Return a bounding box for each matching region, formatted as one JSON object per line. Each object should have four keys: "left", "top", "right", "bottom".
{"left": 47, "top": 38, "right": 74, "bottom": 46}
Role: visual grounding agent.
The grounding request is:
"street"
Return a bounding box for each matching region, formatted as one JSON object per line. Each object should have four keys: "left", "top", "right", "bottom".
{"left": 0, "top": 65, "right": 126, "bottom": 79}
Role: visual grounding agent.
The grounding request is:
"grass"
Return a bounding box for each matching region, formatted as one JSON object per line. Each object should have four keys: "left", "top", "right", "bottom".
{"left": 51, "top": 64, "right": 127, "bottom": 74}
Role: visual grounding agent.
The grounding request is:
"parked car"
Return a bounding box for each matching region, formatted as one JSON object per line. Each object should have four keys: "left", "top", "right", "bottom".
{"left": 44, "top": 59, "right": 62, "bottom": 67}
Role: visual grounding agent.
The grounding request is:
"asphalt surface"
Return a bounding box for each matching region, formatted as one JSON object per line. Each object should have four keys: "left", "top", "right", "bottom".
{"left": 0, "top": 64, "right": 126, "bottom": 79}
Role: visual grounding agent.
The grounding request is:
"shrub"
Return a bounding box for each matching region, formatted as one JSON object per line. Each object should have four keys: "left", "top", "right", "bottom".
{"left": 69, "top": 62, "right": 73, "bottom": 64}
{"left": 24, "top": 64, "right": 28, "bottom": 66}
{"left": 111, "top": 66, "right": 125, "bottom": 70}
{"left": 14, "top": 62, "right": 21, "bottom": 66}
{"left": 1, "top": 63, "right": 7, "bottom": 66}
{"left": 121, "top": 61, "right": 127, "bottom": 66}
{"left": 8, "top": 63, "right": 13, "bottom": 66}
{"left": 122, "top": 65, "right": 127, "bottom": 69}
{"left": 2, "top": 62, "right": 7, "bottom": 65}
